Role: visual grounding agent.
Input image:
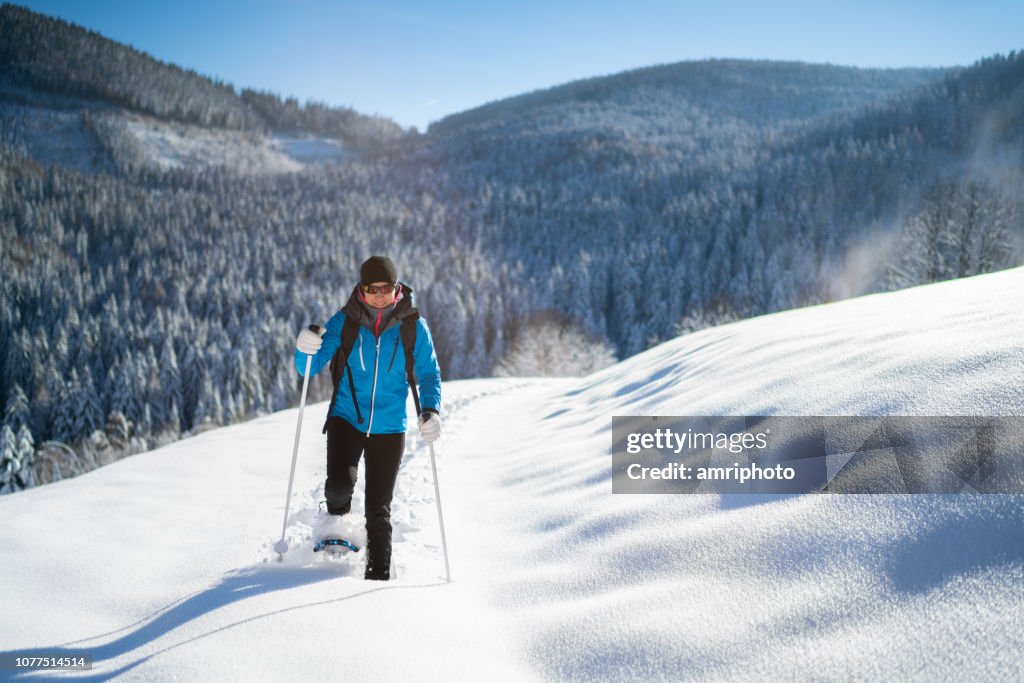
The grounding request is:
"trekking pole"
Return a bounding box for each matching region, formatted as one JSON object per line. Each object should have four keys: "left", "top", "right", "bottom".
{"left": 274, "top": 325, "right": 319, "bottom": 559}
{"left": 427, "top": 441, "right": 452, "bottom": 583}
{"left": 405, "top": 343, "right": 451, "bottom": 583}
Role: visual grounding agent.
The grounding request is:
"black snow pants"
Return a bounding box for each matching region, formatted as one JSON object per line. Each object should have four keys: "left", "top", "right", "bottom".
{"left": 324, "top": 416, "right": 405, "bottom": 569}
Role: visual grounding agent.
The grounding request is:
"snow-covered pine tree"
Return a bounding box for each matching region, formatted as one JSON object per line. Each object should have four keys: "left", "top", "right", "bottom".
{"left": 0, "top": 424, "right": 17, "bottom": 494}
{"left": 0, "top": 423, "right": 35, "bottom": 493}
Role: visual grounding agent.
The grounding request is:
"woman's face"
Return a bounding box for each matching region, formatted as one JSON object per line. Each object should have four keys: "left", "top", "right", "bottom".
{"left": 364, "top": 282, "right": 398, "bottom": 309}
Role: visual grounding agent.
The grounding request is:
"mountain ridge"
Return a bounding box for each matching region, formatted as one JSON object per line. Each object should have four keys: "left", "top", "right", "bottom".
{"left": 427, "top": 57, "right": 946, "bottom": 136}
{"left": 0, "top": 3, "right": 405, "bottom": 147}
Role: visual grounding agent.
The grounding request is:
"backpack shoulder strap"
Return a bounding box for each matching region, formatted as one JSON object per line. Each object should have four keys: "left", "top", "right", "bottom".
{"left": 322, "top": 315, "right": 362, "bottom": 434}
{"left": 400, "top": 314, "right": 421, "bottom": 415}
{"left": 335, "top": 317, "right": 361, "bottom": 373}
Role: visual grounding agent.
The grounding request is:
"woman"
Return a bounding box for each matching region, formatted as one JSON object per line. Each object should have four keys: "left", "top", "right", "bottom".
{"left": 295, "top": 255, "right": 442, "bottom": 580}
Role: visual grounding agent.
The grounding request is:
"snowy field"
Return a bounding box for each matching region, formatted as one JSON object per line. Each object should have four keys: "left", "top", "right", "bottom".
{"left": 1, "top": 267, "right": 1022, "bottom": 681}
{"left": 270, "top": 134, "right": 354, "bottom": 164}
{"left": 117, "top": 115, "right": 304, "bottom": 173}
{"left": 113, "top": 118, "right": 356, "bottom": 172}
{"left": 0, "top": 95, "right": 355, "bottom": 174}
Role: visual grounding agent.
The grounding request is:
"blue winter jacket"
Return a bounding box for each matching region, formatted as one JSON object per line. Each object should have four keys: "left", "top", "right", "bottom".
{"left": 294, "top": 283, "right": 442, "bottom": 435}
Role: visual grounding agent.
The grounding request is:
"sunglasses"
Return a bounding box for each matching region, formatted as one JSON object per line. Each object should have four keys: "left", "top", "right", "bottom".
{"left": 361, "top": 283, "right": 397, "bottom": 295}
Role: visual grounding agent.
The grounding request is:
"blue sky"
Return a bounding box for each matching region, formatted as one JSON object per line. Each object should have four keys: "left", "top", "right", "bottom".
{"left": 13, "top": 0, "right": 1023, "bottom": 132}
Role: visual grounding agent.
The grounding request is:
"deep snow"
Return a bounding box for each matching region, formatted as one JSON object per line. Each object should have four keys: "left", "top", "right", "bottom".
{"left": 1, "top": 267, "right": 1022, "bottom": 681}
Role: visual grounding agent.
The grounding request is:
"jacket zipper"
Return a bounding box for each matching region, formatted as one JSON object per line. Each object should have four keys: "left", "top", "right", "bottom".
{"left": 365, "top": 335, "right": 382, "bottom": 436}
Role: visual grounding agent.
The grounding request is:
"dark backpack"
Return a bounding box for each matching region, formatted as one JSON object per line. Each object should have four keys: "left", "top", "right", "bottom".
{"left": 321, "top": 313, "right": 423, "bottom": 434}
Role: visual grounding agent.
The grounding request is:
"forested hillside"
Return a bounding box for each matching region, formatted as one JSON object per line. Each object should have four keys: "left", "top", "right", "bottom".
{"left": 0, "top": 4, "right": 406, "bottom": 147}
{"left": 408, "top": 54, "right": 1023, "bottom": 354}
{"left": 1, "top": 3, "right": 1021, "bottom": 492}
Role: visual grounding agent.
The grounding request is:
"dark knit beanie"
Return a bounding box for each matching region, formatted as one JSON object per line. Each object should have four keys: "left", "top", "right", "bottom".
{"left": 360, "top": 255, "right": 398, "bottom": 285}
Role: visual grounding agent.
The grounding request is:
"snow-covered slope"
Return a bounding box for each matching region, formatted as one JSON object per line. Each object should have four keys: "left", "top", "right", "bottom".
{"left": 0, "top": 101, "right": 111, "bottom": 173}
{"left": 108, "top": 116, "right": 356, "bottom": 172}
{"left": 0, "top": 100, "right": 356, "bottom": 174}
{"left": 1, "top": 267, "right": 1022, "bottom": 681}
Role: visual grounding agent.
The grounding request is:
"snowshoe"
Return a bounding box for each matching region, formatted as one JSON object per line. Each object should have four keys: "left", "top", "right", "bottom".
{"left": 314, "top": 538, "right": 360, "bottom": 554}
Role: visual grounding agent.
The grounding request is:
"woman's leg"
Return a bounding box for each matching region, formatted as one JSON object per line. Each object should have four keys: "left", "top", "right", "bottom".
{"left": 324, "top": 417, "right": 364, "bottom": 515}
{"left": 362, "top": 431, "right": 405, "bottom": 579}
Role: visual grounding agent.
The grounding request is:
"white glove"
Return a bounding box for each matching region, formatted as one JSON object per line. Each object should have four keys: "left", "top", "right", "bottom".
{"left": 418, "top": 412, "right": 442, "bottom": 442}
{"left": 296, "top": 324, "right": 325, "bottom": 354}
